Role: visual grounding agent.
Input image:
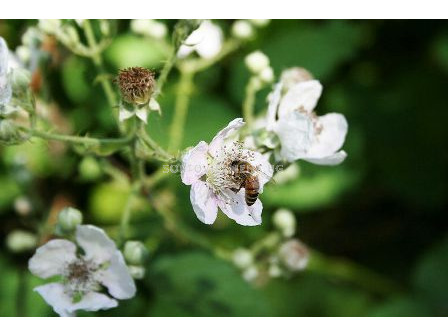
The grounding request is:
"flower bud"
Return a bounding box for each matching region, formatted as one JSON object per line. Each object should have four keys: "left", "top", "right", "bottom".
{"left": 249, "top": 19, "right": 271, "bottom": 27}
{"left": 273, "top": 163, "right": 300, "bottom": 184}
{"left": 16, "top": 46, "right": 31, "bottom": 64}
{"left": 11, "top": 68, "right": 31, "bottom": 95}
{"left": 14, "top": 196, "right": 32, "bottom": 216}
{"left": 6, "top": 230, "right": 37, "bottom": 253}
{"left": 56, "top": 207, "right": 83, "bottom": 234}
{"left": 117, "top": 67, "right": 155, "bottom": 105}
{"left": 124, "top": 241, "right": 149, "bottom": 265}
{"left": 278, "top": 239, "right": 309, "bottom": 271}
{"left": 272, "top": 208, "right": 296, "bottom": 238}
{"left": 131, "top": 20, "right": 167, "bottom": 40}
{"left": 231, "top": 20, "right": 254, "bottom": 40}
{"left": 245, "top": 51, "right": 270, "bottom": 75}
{"left": 232, "top": 248, "right": 253, "bottom": 269}
{"left": 268, "top": 262, "right": 282, "bottom": 278}
{"left": 128, "top": 265, "right": 146, "bottom": 280}
{"left": 280, "top": 67, "right": 314, "bottom": 90}
{"left": 259, "top": 66, "right": 274, "bottom": 84}
{"left": 242, "top": 265, "right": 259, "bottom": 282}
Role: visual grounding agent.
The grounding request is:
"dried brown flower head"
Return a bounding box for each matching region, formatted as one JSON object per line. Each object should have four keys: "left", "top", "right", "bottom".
{"left": 117, "top": 67, "right": 155, "bottom": 105}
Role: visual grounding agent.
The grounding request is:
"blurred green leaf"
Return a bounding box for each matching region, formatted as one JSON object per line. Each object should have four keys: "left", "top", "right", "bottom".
{"left": 148, "top": 252, "right": 272, "bottom": 316}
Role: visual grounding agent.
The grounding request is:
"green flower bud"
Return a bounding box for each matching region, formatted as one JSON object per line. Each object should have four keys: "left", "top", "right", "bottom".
{"left": 6, "top": 230, "right": 37, "bottom": 253}
{"left": 56, "top": 207, "right": 83, "bottom": 234}
{"left": 128, "top": 265, "right": 146, "bottom": 280}
{"left": 124, "top": 241, "right": 149, "bottom": 265}
{"left": 11, "top": 68, "right": 31, "bottom": 96}
{"left": 232, "top": 248, "right": 253, "bottom": 269}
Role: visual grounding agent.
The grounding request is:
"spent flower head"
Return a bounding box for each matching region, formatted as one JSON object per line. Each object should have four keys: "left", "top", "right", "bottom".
{"left": 117, "top": 67, "right": 155, "bottom": 105}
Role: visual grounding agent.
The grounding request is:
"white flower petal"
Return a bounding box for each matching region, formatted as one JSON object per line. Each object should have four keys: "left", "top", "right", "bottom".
{"left": 99, "top": 251, "right": 136, "bottom": 300}
{"left": 278, "top": 80, "right": 322, "bottom": 118}
{"left": 218, "top": 190, "right": 262, "bottom": 226}
{"left": 70, "top": 291, "right": 118, "bottom": 314}
{"left": 76, "top": 225, "right": 116, "bottom": 264}
{"left": 181, "top": 141, "right": 209, "bottom": 185}
{"left": 28, "top": 239, "right": 77, "bottom": 279}
{"left": 306, "top": 113, "right": 348, "bottom": 158}
{"left": 0, "top": 37, "right": 12, "bottom": 105}
{"left": 190, "top": 180, "right": 218, "bottom": 224}
{"left": 177, "top": 44, "right": 195, "bottom": 58}
{"left": 119, "top": 108, "right": 134, "bottom": 122}
{"left": 273, "top": 111, "right": 315, "bottom": 162}
{"left": 266, "top": 83, "right": 282, "bottom": 131}
{"left": 135, "top": 107, "right": 148, "bottom": 124}
{"left": 243, "top": 149, "right": 273, "bottom": 190}
{"left": 34, "top": 283, "right": 76, "bottom": 317}
{"left": 304, "top": 150, "right": 347, "bottom": 166}
{"left": 208, "top": 118, "right": 245, "bottom": 157}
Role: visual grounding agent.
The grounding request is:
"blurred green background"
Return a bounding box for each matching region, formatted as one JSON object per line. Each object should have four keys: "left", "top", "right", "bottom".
{"left": 1, "top": 20, "right": 448, "bottom": 316}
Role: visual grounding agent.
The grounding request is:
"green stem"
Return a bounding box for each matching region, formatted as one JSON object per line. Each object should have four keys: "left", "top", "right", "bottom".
{"left": 153, "top": 47, "right": 177, "bottom": 99}
{"left": 21, "top": 126, "right": 133, "bottom": 147}
{"left": 168, "top": 70, "right": 194, "bottom": 152}
{"left": 242, "top": 77, "right": 259, "bottom": 128}
{"left": 83, "top": 20, "right": 117, "bottom": 109}
{"left": 138, "top": 128, "right": 174, "bottom": 162}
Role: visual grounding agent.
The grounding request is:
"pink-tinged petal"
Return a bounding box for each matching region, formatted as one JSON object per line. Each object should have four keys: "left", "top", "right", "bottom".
{"left": 76, "top": 225, "right": 116, "bottom": 264}
{"left": 304, "top": 150, "right": 347, "bottom": 166}
{"left": 209, "top": 118, "right": 245, "bottom": 157}
{"left": 190, "top": 180, "right": 218, "bottom": 224}
{"left": 181, "top": 141, "right": 209, "bottom": 185}
{"left": 243, "top": 149, "right": 273, "bottom": 190}
{"left": 265, "top": 83, "right": 283, "bottom": 131}
{"left": 306, "top": 113, "right": 348, "bottom": 158}
{"left": 273, "top": 110, "right": 315, "bottom": 162}
{"left": 99, "top": 251, "right": 136, "bottom": 300}
{"left": 218, "top": 190, "right": 262, "bottom": 226}
{"left": 28, "top": 240, "right": 77, "bottom": 279}
{"left": 278, "top": 80, "right": 322, "bottom": 118}
{"left": 34, "top": 283, "right": 76, "bottom": 317}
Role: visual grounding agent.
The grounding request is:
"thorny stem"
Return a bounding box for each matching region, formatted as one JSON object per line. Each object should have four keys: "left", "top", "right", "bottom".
{"left": 168, "top": 70, "right": 194, "bottom": 152}
{"left": 83, "top": 20, "right": 117, "bottom": 110}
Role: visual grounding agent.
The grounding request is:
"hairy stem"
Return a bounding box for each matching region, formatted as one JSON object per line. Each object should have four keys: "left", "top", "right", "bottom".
{"left": 20, "top": 126, "right": 133, "bottom": 147}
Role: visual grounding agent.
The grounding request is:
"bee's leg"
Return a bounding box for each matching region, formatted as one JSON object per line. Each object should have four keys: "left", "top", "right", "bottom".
{"left": 230, "top": 181, "right": 244, "bottom": 194}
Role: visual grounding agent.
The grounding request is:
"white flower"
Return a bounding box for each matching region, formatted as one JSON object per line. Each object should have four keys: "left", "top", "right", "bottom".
{"left": 278, "top": 239, "right": 309, "bottom": 271}
{"left": 28, "top": 225, "right": 136, "bottom": 317}
{"left": 0, "top": 37, "right": 12, "bottom": 107}
{"left": 242, "top": 265, "right": 259, "bottom": 282}
{"left": 266, "top": 77, "right": 348, "bottom": 165}
{"left": 181, "top": 118, "right": 273, "bottom": 226}
{"left": 177, "top": 20, "right": 223, "bottom": 60}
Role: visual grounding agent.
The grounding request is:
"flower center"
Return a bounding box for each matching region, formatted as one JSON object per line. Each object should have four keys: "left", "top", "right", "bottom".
{"left": 205, "top": 141, "right": 255, "bottom": 202}
{"left": 63, "top": 258, "right": 99, "bottom": 297}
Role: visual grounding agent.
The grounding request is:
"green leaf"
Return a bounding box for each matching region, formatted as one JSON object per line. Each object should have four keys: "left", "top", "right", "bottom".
{"left": 148, "top": 252, "right": 271, "bottom": 316}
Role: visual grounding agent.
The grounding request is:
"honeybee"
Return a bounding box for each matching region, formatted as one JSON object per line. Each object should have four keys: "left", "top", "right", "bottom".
{"left": 230, "top": 160, "right": 261, "bottom": 206}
